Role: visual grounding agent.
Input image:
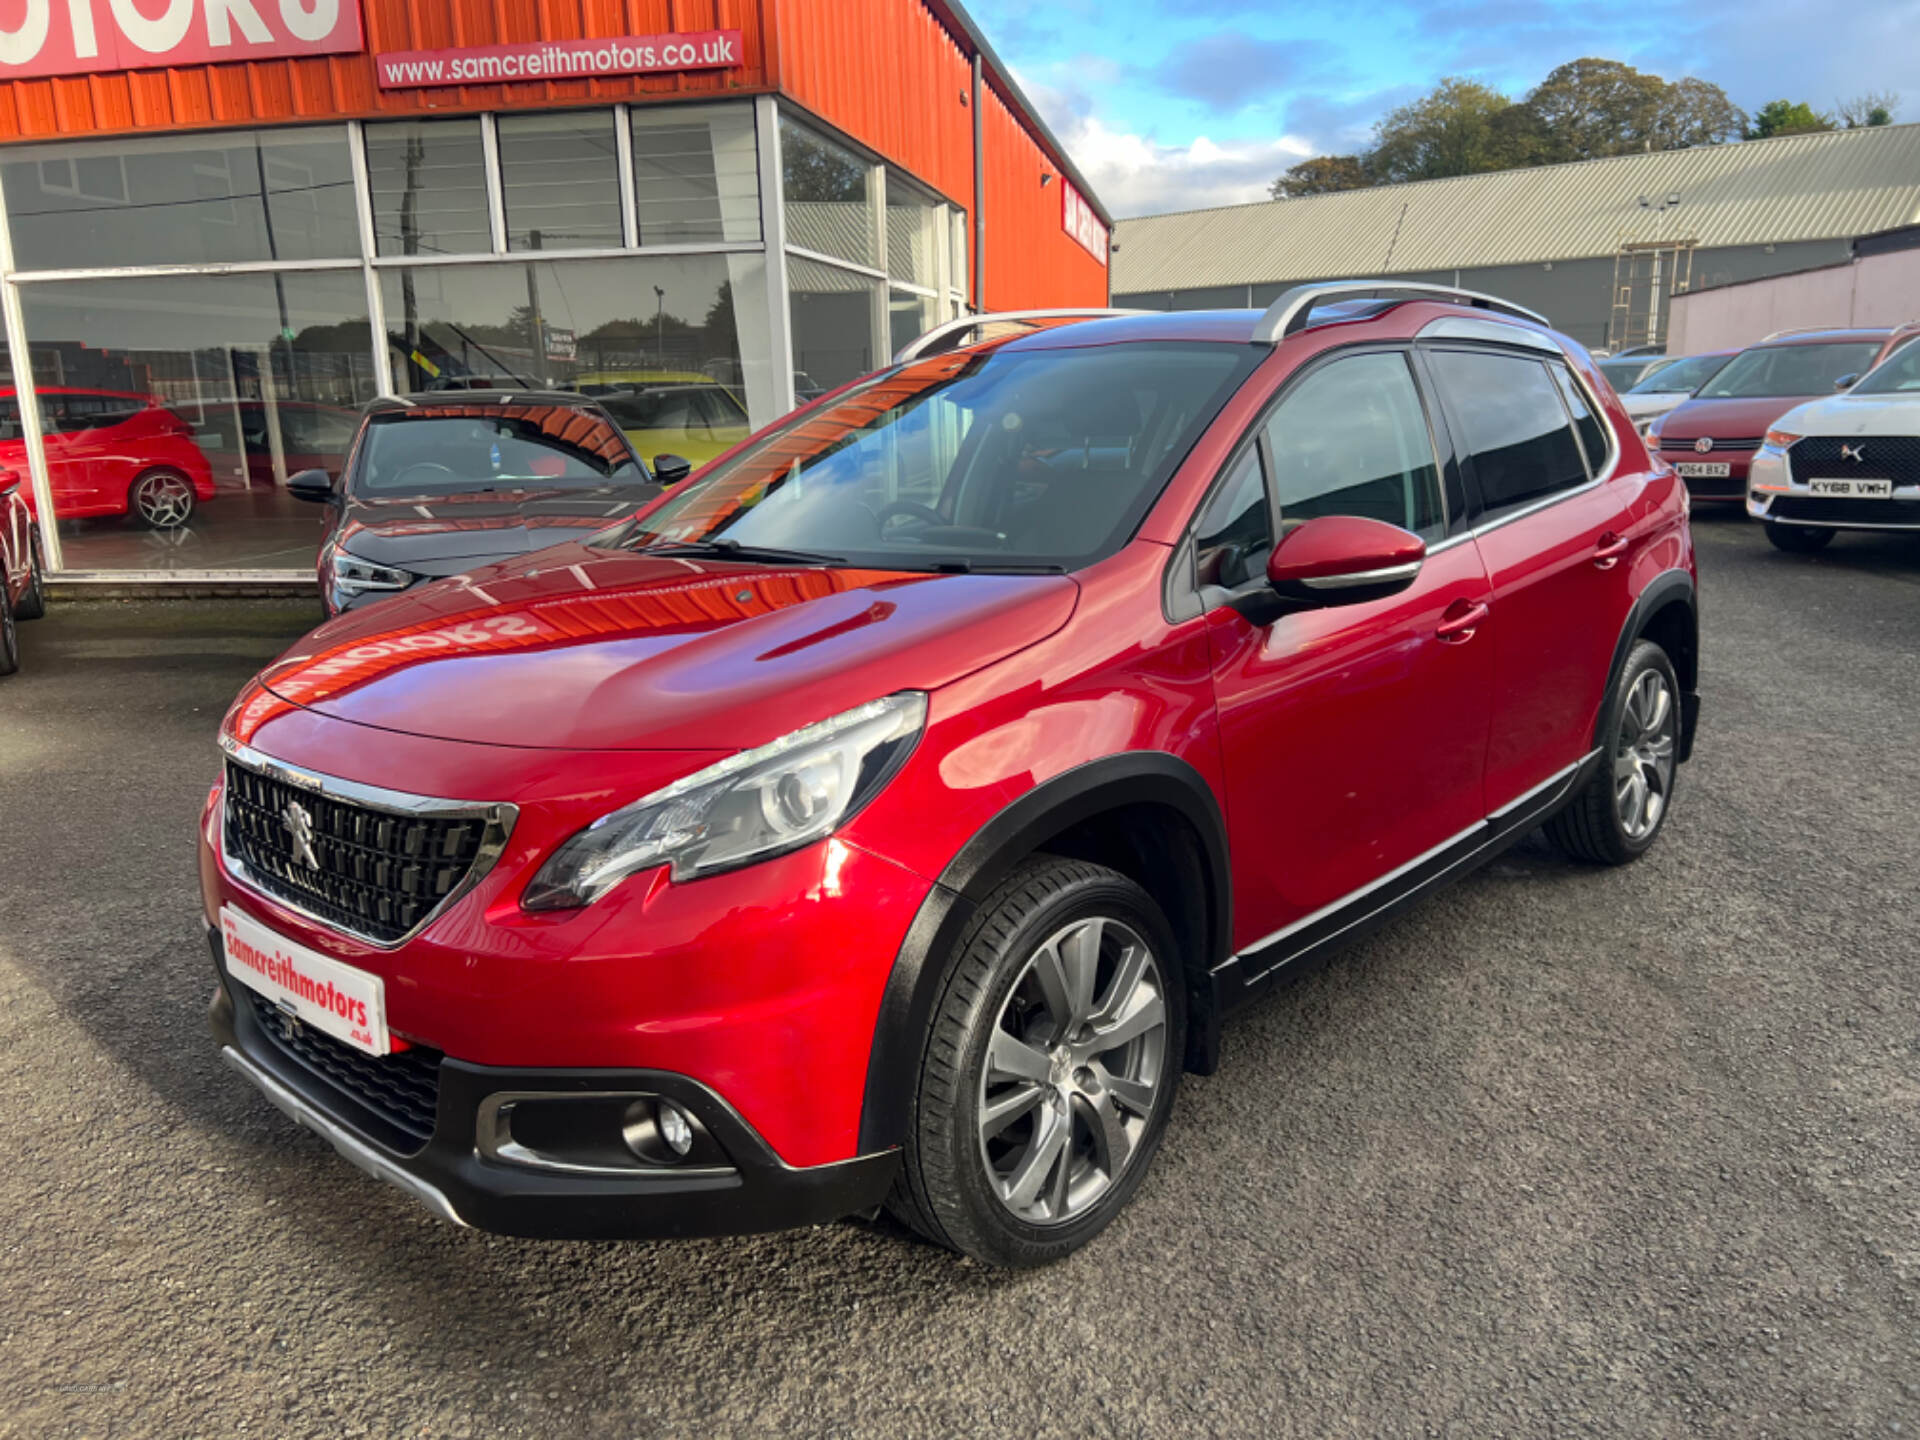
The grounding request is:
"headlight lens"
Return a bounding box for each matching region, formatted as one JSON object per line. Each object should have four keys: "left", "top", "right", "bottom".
{"left": 332, "top": 552, "right": 415, "bottom": 594}
{"left": 1763, "top": 428, "right": 1801, "bottom": 449}
{"left": 522, "top": 692, "right": 927, "bottom": 909}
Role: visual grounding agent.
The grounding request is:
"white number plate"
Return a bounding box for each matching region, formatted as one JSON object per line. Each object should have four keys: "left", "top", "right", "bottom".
{"left": 1676, "top": 462, "right": 1731, "bottom": 479}
{"left": 1808, "top": 477, "right": 1893, "bottom": 498}
{"left": 221, "top": 905, "right": 390, "bottom": 1056}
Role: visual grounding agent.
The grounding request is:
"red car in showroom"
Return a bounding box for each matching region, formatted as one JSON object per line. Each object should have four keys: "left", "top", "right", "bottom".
{"left": 1, "top": 468, "right": 48, "bottom": 675}
{"left": 1648, "top": 324, "right": 1920, "bottom": 501}
{"left": 0, "top": 387, "right": 217, "bottom": 529}
{"left": 202, "top": 285, "right": 1700, "bottom": 1266}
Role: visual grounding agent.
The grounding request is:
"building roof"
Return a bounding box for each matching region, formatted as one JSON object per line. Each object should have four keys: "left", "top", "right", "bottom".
{"left": 1112, "top": 124, "right": 1920, "bottom": 295}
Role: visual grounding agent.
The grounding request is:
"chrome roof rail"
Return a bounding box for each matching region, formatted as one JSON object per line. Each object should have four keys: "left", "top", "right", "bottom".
{"left": 893, "top": 308, "right": 1148, "bottom": 363}
{"left": 1252, "top": 281, "right": 1549, "bottom": 343}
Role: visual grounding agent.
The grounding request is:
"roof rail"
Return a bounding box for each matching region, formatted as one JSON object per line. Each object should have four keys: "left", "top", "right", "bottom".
{"left": 1759, "top": 325, "right": 1837, "bottom": 342}
{"left": 893, "top": 308, "right": 1147, "bottom": 363}
{"left": 1252, "top": 281, "right": 1549, "bottom": 344}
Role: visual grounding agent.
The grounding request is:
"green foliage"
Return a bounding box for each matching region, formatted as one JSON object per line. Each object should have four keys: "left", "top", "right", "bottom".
{"left": 1269, "top": 154, "right": 1372, "bottom": 198}
{"left": 1837, "top": 92, "right": 1899, "bottom": 128}
{"left": 1749, "top": 99, "right": 1832, "bottom": 138}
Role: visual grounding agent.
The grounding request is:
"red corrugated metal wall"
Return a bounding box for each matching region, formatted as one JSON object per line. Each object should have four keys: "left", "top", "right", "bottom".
{"left": 0, "top": 0, "right": 776, "bottom": 140}
{"left": 769, "top": 0, "right": 971, "bottom": 209}
{"left": 980, "top": 79, "right": 1109, "bottom": 309}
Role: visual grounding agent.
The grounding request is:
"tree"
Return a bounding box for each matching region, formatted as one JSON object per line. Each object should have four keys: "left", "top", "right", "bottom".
{"left": 1648, "top": 76, "right": 1748, "bottom": 150}
{"left": 1750, "top": 99, "right": 1832, "bottom": 138}
{"left": 1522, "top": 58, "right": 1667, "bottom": 162}
{"left": 1836, "top": 91, "right": 1898, "bottom": 128}
{"left": 1269, "top": 154, "right": 1372, "bottom": 198}
{"left": 1367, "top": 78, "right": 1526, "bottom": 184}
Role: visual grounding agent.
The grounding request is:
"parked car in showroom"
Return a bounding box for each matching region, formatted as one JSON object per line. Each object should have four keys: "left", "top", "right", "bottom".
{"left": 1747, "top": 333, "right": 1920, "bottom": 551}
{"left": 578, "top": 373, "right": 751, "bottom": 470}
{"left": 0, "top": 386, "right": 217, "bottom": 529}
{"left": 290, "top": 391, "right": 663, "bottom": 616}
{"left": 0, "top": 467, "right": 47, "bottom": 676}
{"left": 1648, "top": 325, "right": 1920, "bottom": 502}
{"left": 1618, "top": 350, "right": 1737, "bottom": 434}
{"left": 204, "top": 284, "right": 1699, "bottom": 1267}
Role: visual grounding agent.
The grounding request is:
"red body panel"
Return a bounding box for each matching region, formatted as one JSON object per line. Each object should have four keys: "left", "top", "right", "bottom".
{"left": 0, "top": 474, "right": 32, "bottom": 604}
{"left": 201, "top": 301, "right": 1696, "bottom": 1184}
{"left": 2, "top": 388, "right": 217, "bottom": 521}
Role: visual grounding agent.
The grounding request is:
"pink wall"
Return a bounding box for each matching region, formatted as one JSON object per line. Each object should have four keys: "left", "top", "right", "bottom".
{"left": 1670, "top": 248, "right": 1920, "bottom": 352}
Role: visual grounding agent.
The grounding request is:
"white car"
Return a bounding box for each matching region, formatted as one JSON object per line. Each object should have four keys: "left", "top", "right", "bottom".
{"left": 1748, "top": 340, "right": 1920, "bottom": 552}
{"left": 1619, "top": 351, "right": 1738, "bottom": 434}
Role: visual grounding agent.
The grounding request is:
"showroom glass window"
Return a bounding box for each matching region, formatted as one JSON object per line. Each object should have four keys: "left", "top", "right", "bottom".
{"left": 789, "top": 254, "right": 876, "bottom": 396}
{"left": 365, "top": 119, "right": 492, "bottom": 257}
{"left": 781, "top": 118, "right": 877, "bottom": 268}
{"left": 0, "top": 128, "right": 359, "bottom": 269}
{"left": 630, "top": 104, "right": 761, "bottom": 244}
{"left": 498, "top": 111, "right": 623, "bottom": 252}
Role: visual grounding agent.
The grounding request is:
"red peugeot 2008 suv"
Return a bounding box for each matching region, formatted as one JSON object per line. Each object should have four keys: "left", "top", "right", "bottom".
{"left": 202, "top": 285, "right": 1700, "bottom": 1266}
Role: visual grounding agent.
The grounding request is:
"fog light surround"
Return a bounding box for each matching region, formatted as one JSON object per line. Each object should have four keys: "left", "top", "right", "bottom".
{"left": 477, "top": 1090, "right": 730, "bottom": 1175}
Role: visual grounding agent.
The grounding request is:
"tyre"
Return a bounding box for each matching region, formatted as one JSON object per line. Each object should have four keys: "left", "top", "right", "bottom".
{"left": 12, "top": 526, "right": 46, "bottom": 621}
{"left": 1763, "top": 522, "right": 1834, "bottom": 554}
{"left": 128, "top": 469, "right": 197, "bottom": 529}
{"left": 0, "top": 579, "right": 18, "bottom": 677}
{"left": 887, "top": 856, "right": 1186, "bottom": 1266}
{"left": 1546, "top": 639, "right": 1680, "bottom": 866}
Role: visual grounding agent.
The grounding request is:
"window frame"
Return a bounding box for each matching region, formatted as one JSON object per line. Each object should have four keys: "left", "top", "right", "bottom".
{"left": 1418, "top": 341, "right": 1615, "bottom": 530}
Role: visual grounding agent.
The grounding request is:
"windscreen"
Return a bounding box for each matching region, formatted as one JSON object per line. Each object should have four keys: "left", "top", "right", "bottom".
{"left": 1629, "top": 354, "right": 1731, "bottom": 395}
{"left": 1851, "top": 341, "right": 1920, "bottom": 395}
{"left": 605, "top": 341, "right": 1258, "bottom": 571}
{"left": 1698, "top": 343, "right": 1882, "bottom": 399}
{"left": 355, "top": 406, "right": 645, "bottom": 496}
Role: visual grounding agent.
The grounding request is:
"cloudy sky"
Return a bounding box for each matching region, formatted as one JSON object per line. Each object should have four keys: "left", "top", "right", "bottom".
{"left": 966, "top": 0, "right": 1920, "bottom": 218}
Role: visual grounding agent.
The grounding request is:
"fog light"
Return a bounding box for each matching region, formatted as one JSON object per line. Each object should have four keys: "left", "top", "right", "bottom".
{"left": 658, "top": 1101, "right": 694, "bottom": 1157}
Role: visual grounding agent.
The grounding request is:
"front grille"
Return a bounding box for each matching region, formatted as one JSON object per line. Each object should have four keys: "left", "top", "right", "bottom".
{"left": 1770, "top": 495, "right": 1920, "bottom": 526}
{"left": 1665, "top": 436, "right": 1761, "bottom": 454}
{"left": 1787, "top": 436, "right": 1920, "bottom": 488}
{"left": 223, "top": 758, "right": 496, "bottom": 944}
{"left": 248, "top": 993, "right": 442, "bottom": 1150}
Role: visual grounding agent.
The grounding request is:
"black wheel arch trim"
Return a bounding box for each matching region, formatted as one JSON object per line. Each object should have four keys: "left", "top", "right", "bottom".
{"left": 856, "top": 751, "right": 1232, "bottom": 1154}
{"left": 1602, "top": 568, "right": 1699, "bottom": 762}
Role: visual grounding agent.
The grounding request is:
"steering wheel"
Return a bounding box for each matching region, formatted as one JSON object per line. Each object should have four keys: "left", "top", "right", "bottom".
{"left": 874, "top": 501, "right": 946, "bottom": 531}
{"left": 391, "top": 462, "right": 458, "bottom": 488}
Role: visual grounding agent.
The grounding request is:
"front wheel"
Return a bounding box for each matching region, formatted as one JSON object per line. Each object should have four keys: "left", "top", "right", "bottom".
{"left": 13, "top": 526, "right": 46, "bottom": 621}
{"left": 128, "top": 469, "right": 197, "bottom": 530}
{"left": 1764, "top": 522, "right": 1834, "bottom": 554}
{"left": 887, "top": 857, "right": 1186, "bottom": 1266}
{"left": 1546, "top": 639, "right": 1680, "bottom": 865}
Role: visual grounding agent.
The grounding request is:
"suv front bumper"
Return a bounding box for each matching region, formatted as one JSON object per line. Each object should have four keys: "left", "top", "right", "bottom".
{"left": 210, "top": 944, "right": 900, "bottom": 1240}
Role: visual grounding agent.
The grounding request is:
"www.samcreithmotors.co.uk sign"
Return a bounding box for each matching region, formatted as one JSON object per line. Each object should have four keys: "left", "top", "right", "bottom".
{"left": 375, "top": 29, "right": 742, "bottom": 89}
{"left": 0, "top": 0, "right": 363, "bottom": 80}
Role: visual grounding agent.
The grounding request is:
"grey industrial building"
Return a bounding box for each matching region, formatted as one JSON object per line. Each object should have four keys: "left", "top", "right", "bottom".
{"left": 1111, "top": 123, "right": 1920, "bottom": 351}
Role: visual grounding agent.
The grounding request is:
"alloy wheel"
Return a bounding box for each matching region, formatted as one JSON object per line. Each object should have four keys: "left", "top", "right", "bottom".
{"left": 133, "top": 472, "right": 194, "bottom": 528}
{"left": 1614, "top": 668, "right": 1676, "bottom": 841}
{"left": 977, "top": 916, "right": 1168, "bottom": 1227}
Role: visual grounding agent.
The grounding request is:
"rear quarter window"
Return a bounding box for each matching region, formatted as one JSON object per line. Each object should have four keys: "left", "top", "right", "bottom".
{"left": 1428, "top": 350, "right": 1589, "bottom": 516}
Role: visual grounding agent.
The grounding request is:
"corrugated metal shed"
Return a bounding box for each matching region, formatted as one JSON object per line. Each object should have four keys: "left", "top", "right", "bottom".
{"left": 1113, "top": 124, "right": 1920, "bottom": 295}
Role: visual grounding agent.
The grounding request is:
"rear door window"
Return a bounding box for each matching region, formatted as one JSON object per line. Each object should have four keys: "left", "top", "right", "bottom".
{"left": 1428, "top": 350, "right": 1589, "bottom": 516}
{"left": 1549, "top": 363, "right": 1610, "bottom": 476}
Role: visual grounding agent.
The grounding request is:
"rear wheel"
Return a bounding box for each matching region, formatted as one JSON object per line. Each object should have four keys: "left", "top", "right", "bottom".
{"left": 1764, "top": 522, "right": 1834, "bottom": 554}
{"left": 13, "top": 527, "right": 46, "bottom": 621}
{"left": 128, "top": 469, "right": 196, "bottom": 529}
{"left": 887, "top": 857, "right": 1185, "bottom": 1266}
{"left": 1546, "top": 639, "right": 1680, "bottom": 866}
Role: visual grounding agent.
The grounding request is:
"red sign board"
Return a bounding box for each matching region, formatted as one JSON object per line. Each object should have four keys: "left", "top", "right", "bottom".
{"left": 375, "top": 29, "right": 742, "bottom": 89}
{"left": 0, "top": 0, "right": 364, "bottom": 80}
{"left": 1062, "top": 179, "right": 1108, "bottom": 266}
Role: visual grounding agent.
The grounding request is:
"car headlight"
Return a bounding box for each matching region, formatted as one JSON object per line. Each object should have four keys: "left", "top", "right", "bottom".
{"left": 1646, "top": 419, "right": 1666, "bottom": 445}
{"left": 522, "top": 692, "right": 927, "bottom": 909}
{"left": 1762, "top": 427, "right": 1801, "bottom": 450}
{"left": 331, "top": 552, "right": 415, "bottom": 594}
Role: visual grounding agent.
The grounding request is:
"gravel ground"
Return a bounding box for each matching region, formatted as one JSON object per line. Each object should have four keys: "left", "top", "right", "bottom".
{"left": 1, "top": 512, "right": 1917, "bottom": 1439}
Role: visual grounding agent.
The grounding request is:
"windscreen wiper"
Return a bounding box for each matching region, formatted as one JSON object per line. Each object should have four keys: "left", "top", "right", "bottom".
{"left": 635, "top": 537, "right": 848, "bottom": 566}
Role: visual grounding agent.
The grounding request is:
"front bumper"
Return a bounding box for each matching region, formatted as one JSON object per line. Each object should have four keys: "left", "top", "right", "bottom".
{"left": 210, "top": 947, "right": 900, "bottom": 1239}
{"left": 1747, "top": 447, "right": 1920, "bottom": 529}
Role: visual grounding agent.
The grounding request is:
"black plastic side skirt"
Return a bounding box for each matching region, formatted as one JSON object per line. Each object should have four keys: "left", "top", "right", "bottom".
{"left": 1211, "top": 749, "right": 1600, "bottom": 1015}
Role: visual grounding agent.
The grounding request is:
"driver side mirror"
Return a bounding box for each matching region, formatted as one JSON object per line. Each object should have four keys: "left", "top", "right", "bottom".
{"left": 1265, "top": 515, "right": 1426, "bottom": 604}
{"left": 286, "top": 468, "right": 336, "bottom": 504}
{"left": 1834, "top": 373, "right": 1861, "bottom": 390}
{"left": 653, "top": 454, "right": 693, "bottom": 486}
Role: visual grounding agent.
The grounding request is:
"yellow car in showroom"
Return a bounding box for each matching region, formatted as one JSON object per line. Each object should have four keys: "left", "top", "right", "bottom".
{"left": 571, "top": 372, "right": 750, "bottom": 475}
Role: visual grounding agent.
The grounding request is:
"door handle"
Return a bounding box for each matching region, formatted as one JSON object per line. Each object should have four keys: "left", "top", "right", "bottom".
{"left": 1435, "top": 598, "right": 1489, "bottom": 643}
{"left": 1593, "top": 532, "right": 1630, "bottom": 569}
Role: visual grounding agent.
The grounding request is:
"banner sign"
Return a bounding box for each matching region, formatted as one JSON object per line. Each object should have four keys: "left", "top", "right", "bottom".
{"left": 0, "top": 0, "right": 364, "bottom": 81}
{"left": 376, "top": 28, "right": 741, "bottom": 89}
{"left": 1062, "top": 179, "right": 1109, "bottom": 266}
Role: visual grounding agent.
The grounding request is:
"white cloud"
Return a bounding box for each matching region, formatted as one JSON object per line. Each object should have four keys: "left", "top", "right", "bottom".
{"left": 1058, "top": 114, "right": 1312, "bottom": 217}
